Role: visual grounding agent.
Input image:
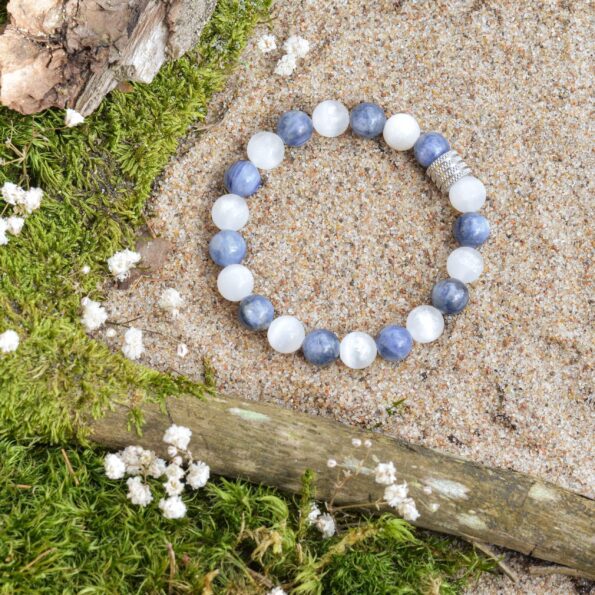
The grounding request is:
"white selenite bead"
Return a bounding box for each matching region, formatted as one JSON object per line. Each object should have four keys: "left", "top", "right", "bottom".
{"left": 449, "top": 175, "right": 486, "bottom": 212}
{"left": 339, "top": 332, "right": 377, "bottom": 369}
{"left": 247, "top": 131, "right": 285, "bottom": 170}
{"left": 447, "top": 247, "right": 484, "bottom": 283}
{"left": 211, "top": 194, "right": 249, "bottom": 231}
{"left": 267, "top": 315, "right": 305, "bottom": 353}
{"left": 406, "top": 305, "right": 444, "bottom": 343}
{"left": 312, "top": 100, "right": 350, "bottom": 137}
{"left": 383, "top": 113, "right": 420, "bottom": 151}
{"left": 217, "top": 264, "right": 254, "bottom": 301}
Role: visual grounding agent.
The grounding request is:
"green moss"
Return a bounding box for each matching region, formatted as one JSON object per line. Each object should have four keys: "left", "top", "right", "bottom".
{"left": 0, "top": 440, "right": 492, "bottom": 593}
{"left": 0, "top": 0, "right": 272, "bottom": 443}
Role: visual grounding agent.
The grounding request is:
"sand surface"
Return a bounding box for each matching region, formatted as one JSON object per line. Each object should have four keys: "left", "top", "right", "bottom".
{"left": 103, "top": 1, "right": 593, "bottom": 591}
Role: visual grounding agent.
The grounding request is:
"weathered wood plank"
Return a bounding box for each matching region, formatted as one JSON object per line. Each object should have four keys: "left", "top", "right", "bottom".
{"left": 90, "top": 393, "right": 595, "bottom": 577}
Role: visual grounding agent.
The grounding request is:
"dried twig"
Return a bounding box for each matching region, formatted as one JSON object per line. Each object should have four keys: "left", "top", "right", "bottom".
{"left": 472, "top": 541, "right": 518, "bottom": 582}
{"left": 21, "top": 548, "right": 56, "bottom": 572}
{"left": 529, "top": 565, "right": 595, "bottom": 581}
{"left": 60, "top": 448, "right": 79, "bottom": 486}
{"left": 166, "top": 542, "right": 176, "bottom": 595}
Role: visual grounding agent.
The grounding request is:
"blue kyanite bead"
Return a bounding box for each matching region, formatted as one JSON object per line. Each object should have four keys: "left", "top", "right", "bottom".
{"left": 431, "top": 278, "right": 469, "bottom": 315}
{"left": 349, "top": 102, "right": 386, "bottom": 138}
{"left": 277, "top": 110, "right": 313, "bottom": 147}
{"left": 413, "top": 132, "right": 451, "bottom": 168}
{"left": 376, "top": 325, "right": 413, "bottom": 362}
{"left": 224, "top": 160, "right": 261, "bottom": 197}
{"left": 302, "top": 329, "right": 340, "bottom": 366}
{"left": 238, "top": 294, "right": 274, "bottom": 330}
{"left": 453, "top": 213, "right": 491, "bottom": 247}
{"left": 209, "top": 230, "right": 247, "bottom": 266}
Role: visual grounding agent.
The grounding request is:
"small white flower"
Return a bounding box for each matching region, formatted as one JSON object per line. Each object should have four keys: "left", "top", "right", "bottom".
{"left": 0, "top": 219, "right": 8, "bottom": 246}
{"left": 65, "top": 108, "right": 85, "bottom": 127}
{"left": 398, "top": 497, "right": 420, "bottom": 522}
{"left": 104, "top": 453, "right": 126, "bottom": 479}
{"left": 306, "top": 503, "right": 321, "bottom": 525}
{"left": 1, "top": 181, "right": 25, "bottom": 205}
{"left": 163, "top": 424, "right": 192, "bottom": 451}
{"left": 158, "top": 287, "right": 184, "bottom": 317}
{"left": 176, "top": 343, "right": 189, "bottom": 358}
{"left": 122, "top": 327, "right": 144, "bottom": 360}
{"left": 0, "top": 329, "right": 19, "bottom": 353}
{"left": 186, "top": 461, "right": 210, "bottom": 489}
{"left": 351, "top": 438, "right": 362, "bottom": 448}
{"left": 274, "top": 53, "right": 297, "bottom": 77}
{"left": 105, "top": 328, "right": 117, "bottom": 338}
{"left": 165, "top": 463, "right": 185, "bottom": 481}
{"left": 364, "top": 439, "right": 372, "bottom": 448}
{"left": 126, "top": 476, "right": 153, "bottom": 506}
{"left": 147, "top": 457, "right": 167, "bottom": 479}
{"left": 315, "top": 513, "right": 336, "bottom": 538}
{"left": 159, "top": 495, "right": 187, "bottom": 519}
{"left": 119, "top": 445, "right": 145, "bottom": 475}
{"left": 383, "top": 482, "right": 408, "bottom": 508}
{"left": 172, "top": 455, "right": 183, "bottom": 466}
{"left": 81, "top": 265, "right": 91, "bottom": 274}
{"left": 6, "top": 216, "right": 24, "bottom": 235}
{"left": 21, "top": 187, "right": 43, "bottom": 214}
{"left": 429, "top": 502, "right": 440, "bottom": 513}
{"left": 81, "top": 296, "right": 108, "bottom": 331}
{"left": 107, "top": 249, "right": 141, "bottom": 281}
{"left": 164, "top": 477, "right": 185, "bottom": 496}
{"left": 374, "top": 462, "right": 397, "bottom": 486}
{"left": 326, "top": 458, "right": 337, "bottom": 468}
{"left": 167, "top": 445, "right": 178, "bottom": 458}
{"left": 268, "top": 588, "right": 287, "bottom": 595}
{"left": 283, "top": 35, "right": 310, "bottom": 58}
{"left": 257, "top": 33, "right": 277, "bottom": 53}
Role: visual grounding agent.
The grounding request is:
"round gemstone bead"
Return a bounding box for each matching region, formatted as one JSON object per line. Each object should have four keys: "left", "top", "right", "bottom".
{"left": 453, "top": 212, "right": 490, "bottom": 247}
{"left": 383, "top": 113, "right": 420, "bottom": 151}
{"left": 375, "top": 325, "right": 413, "bottom": 361}
{"left": 209, "top": 230, "right": 246, "bottom": 266}
{"left": 431, "top": 278, "right": 469, "bottom": 315}
{"left": 449, "top": 175, "right": 486, "bottom": 212}
{"left": 211, "top": 194, "right": 249, "bottom": 231}
{"left": 238, "top": 294, "right": 274, "bottom": 330}
{"left": 302, "top": 329, "right": 340, "bottom": 366}
{"left": 413, "top": 132, "right": 450, "bottom": 168}
{"left": 247, "top": 131, "right": 285, "bottom": 170}
{"left": 312, "top": 100, "right": 350, "bottom": 137}
{"left": 217, "top": 264, "right": 254, "bottom": 302}
{"left": 339, "top": 332, "right": 377, "bottom": 369}
{"left": 349, "top": 102, "right": 386, "bottom": 138}
{"left": 224, "top": 160, "right": 261, "bottom": 197}
{"left": 406, "top": 305, "right": 444, "bottom": 343}
{"left": 267, "top": 315, "right": 305, "bottom": 354}
{"left": 277, "top": 110, "right": 313, "bottom": 147}
{"left": 447, "top": 247, "right": 484, "bottom": 283}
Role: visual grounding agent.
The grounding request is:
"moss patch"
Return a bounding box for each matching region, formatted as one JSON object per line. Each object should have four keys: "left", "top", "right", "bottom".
{"left": 0, "top": 0, "right": 272, "bottom": 443}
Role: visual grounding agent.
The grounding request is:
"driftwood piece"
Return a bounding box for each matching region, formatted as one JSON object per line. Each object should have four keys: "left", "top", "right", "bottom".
{"left": 90, "top": 393, "right": 595, "bottom": 577}
{"left": 0, "top": 0, "right": 217, "bottom": 116}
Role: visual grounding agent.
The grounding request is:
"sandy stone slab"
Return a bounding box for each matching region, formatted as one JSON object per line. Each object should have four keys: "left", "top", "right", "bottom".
{"left": 102, "top": 1, "right": 593, "bottom": 592}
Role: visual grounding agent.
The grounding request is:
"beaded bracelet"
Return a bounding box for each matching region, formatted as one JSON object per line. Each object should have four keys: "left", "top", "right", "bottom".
{"left": 208, "top": 100, "right": 490, "bottom": 369}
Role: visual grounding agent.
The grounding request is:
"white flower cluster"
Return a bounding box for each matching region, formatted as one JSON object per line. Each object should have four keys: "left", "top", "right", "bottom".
{"left": 158, "top": 287, "right": 184, "bottom": 318}
{"left": 267, "top": 588, "right": 287, "bottom": 595}
{"left": 107, "top": 248, "right": 142, "bottom": 281}
{"left": 306, "top": 503, "right": 336, "bottom": 538}
{"left": 122, "top": 327, "right": 144, "bottom": 360}
{"left": 81, "top": 297, "right": 108, "bottom": 331}
{"left": 374, "top": 461, "right": 419, "bottom": 522}
{"left": 0, "top": 329, "right": 19, "bottom": 354}
{"left": 274, "top": 35, "right": 310, "bottom": 77}
{"left": 257, "top": 33, "right": 277, "bottom": 54}
{"left": 104, "top": 423, "right": 210, "bottom": 519}
{"left": 1, "top": 181, "right": 44, "bottom": 246}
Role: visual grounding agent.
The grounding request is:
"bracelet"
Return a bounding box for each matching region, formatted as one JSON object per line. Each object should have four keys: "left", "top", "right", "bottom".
{"left": 208, "top": 101, "right": 490, "bottom": 369}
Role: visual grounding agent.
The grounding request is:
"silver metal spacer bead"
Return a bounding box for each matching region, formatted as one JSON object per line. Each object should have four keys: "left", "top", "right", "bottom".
{"left": 426, "top": 150, "right": 472, "bottom": 193}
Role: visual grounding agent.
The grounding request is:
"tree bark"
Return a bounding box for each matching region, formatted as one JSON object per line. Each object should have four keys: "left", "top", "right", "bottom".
{"left": 90, "top": 393, "right": 595, "bottom": 578}
{"left": 0, "top": 0, "right": 217, "bottom": 116}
